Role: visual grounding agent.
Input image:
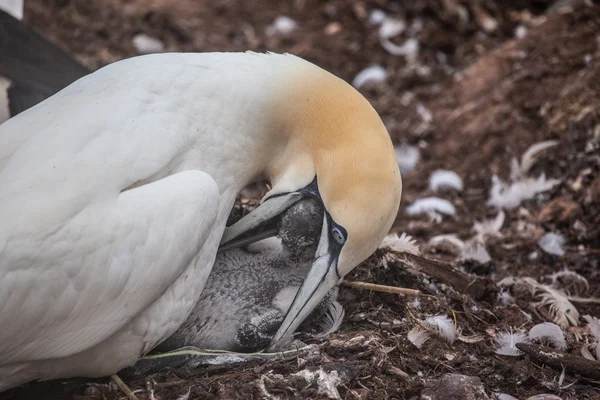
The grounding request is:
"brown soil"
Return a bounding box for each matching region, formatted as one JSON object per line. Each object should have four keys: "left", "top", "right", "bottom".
{"left": 2, "top": 1, "right": 600, "bottom": 399}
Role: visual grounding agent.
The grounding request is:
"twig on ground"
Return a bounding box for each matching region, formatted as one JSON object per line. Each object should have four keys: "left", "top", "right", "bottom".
{"left": 342, "top": 281, "right": 422, "bottom": 296}
{"left": 391, "top": 252, "right": 488, "bottom": 299}
{"left": 111, "top": 374, "right": 139, "bottom": 400}
{"left": 516, "top": 342, "right": 600, "bottom": 380}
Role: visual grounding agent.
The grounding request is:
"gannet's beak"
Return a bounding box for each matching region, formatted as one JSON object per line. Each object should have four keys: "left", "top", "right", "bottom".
{"left": 269, "top": 214, "right": 343, "bottom": 350}
{"left": 219, "top": 192, "right": 304, "bottom": 252}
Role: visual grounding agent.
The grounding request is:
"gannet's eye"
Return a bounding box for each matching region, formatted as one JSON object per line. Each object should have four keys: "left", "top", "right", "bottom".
{"left": 332, "top": 226, "right": 346, "bottom": 245}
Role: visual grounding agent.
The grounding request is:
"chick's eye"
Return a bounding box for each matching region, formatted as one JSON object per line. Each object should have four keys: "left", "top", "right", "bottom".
{"left": 332, "top": 227, "right": 346, "bottom": 245}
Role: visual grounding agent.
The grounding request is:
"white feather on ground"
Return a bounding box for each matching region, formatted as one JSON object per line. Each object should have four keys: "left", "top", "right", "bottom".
{"left": 528, "top": 322, "right": 567, "bottom": 351}
{"left": 498, "top": 277, "right": 580, "bottom": 328}
{"left": 538, "top": 232, "right": 566, "bottom": 256}
{"left": 424, "top": 315, "right": 457, "bottom": 345}
{"left": 429, "top": 169, "right": 464, "bottom": 192}
{"left": 395, "top": 145, "right": 420, "bottom": 174}
{"left": 317, "top": 301, "right": 345, "bottom": 338}
{"left": 265, "top": 16, "right": 297, "bottom": 36}
{"left": 496, "top": 394, "right": 519, "bottom": 400}
{"left": 406, "top": 197, "right": 456, "bottom": 216}
{"left": 380, "top": 232, "right": 420, "bottom": 255}
{"left": 293, "top": 369, "right": 343, "bottom": 400}
{"left": 583, "top": 315, "right": 600, "bottom": 361}
{"left": 487, "top": 174, "right": 560, "bottom": 210}
{"left": 473, "top": 211, "right": 505, "bottom": 241}
{"left": 511, "top": 140, "right": 559, "bottom": 181}
{"left": 428, "top": 234, "right": 464, "bottom": 252}
{"left": 175, "top": 387, "right": 191, "bottom": 400}
{"left": 548, "top": 269, "right": 589, "bottom": 295}
{"left": 461, "top": 242, "right": 491, "bottom": 264}
{"left": 534, "top": 285, "right": 580, "bottom": 328}
{"left": 132, "top": 34, "right": 165, "bottom": 54}
{"left": 407, "top": 326, "right": 431, "bottom": 349}
{"left": 494, "top": 331, "right": 529, "bottom": 356}
{"left": 352, "top": 65, "right": 386, "bottom": 89}
{"left": 488, "top": 140, "right": 559, "bottom": 209}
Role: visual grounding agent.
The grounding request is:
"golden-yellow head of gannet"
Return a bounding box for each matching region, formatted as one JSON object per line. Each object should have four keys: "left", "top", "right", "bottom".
{"left": 220, "top": 55, "right": 402, "bottom": 349}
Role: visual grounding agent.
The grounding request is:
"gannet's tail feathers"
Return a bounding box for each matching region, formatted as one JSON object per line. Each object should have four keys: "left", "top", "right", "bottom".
{"left": 0, "top": 9, "right": 90, "bottom": 116}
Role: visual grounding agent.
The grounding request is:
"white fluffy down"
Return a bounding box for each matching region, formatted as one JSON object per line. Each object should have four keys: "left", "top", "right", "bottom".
{"left": 424, "top": 315, "right": 457, "bottom": 345}
{"left": 583, "top": 315, "right": 600, "bottom": 361}
{"left": 538, "top": 232, "right": 566, "bottom": 256}
{"left": 429, "top": 169, "right": 464, "bottom": 192}
{"left": 487, "top": 174, "right": 560, "bottom": 210}
{"left": 406, "top": 197, "right": 456, "bottom": 216}
{"left": 494, "top": 331, "right": 528, "bottom": 356}
{"left": 380, "top": 232, "right": 420, "bottom": 255}
{"left": 528, "top": 322, "right": 567, "bottom": 350}
{"left": 352, "top": 65, "right": 386, "bottom": 89}
{"left": 395, "top": 145, "right": 421, "bottom": 174}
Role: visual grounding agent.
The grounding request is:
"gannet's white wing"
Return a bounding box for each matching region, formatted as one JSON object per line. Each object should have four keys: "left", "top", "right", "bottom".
{"left": 0, "top": 170, "right": 219, "bottom": 364}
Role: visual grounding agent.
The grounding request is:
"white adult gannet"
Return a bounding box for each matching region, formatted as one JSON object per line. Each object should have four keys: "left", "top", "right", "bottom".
{"left": 0, "top": 51, "right": 401, "bottom": 390}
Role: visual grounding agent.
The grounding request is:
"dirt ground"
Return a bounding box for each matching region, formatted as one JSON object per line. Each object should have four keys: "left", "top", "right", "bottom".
{"left": 2, "top": 0, "right": 600, "bottom": 399}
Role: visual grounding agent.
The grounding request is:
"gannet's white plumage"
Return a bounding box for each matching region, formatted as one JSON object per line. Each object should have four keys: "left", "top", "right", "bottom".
{"left": 0, "top": 51, "right": 402, "bottom": 390}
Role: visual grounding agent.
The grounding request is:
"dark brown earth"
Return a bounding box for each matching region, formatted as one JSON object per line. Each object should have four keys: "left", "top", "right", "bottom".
{"left": 2, "top": 0, "right": 600, "bottom": 399}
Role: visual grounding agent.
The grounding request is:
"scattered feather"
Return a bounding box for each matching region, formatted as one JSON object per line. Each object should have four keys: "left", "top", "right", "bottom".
{"left": 458, "top": 333, "right": 485, "bottom": 343}
{"left": 382, "top": 37, "right": 420, "bottom": 59}
{"left": 498, "top": 289, "right": 514, "bottom": 305}
{"left": 533, "top": 284, "right": 579, "bottom": 327}
{"left": 352, "top": 65, "right": 386, "bottom": 89}
{"left": 498, "top": 277, "right": 579, "bottom": 327}
{"left": 132, "top": 34, "right": 165, "bottom": 54}
{"left": 265, "top": 16, "right": 297, "bottom": 36}
{"left": 511, "top": 140, "right": 559, "bottom": 181}
{"left": 580, "top": 344, "right": 596, "bottom": 361}
{"left": 497, "top": 394, "right": 519, "bottom": 400}
{"left": 416, "top": 103, "right": 433, "bottom": 123}
{"left": 515, "top": 25, "right": 527, "bottom": 39}
{"left": 380, "top": 232, "right": 420, "bottom": 255}
{"left": 461, "top": 242, "right": 491, "bottom": 264}
{"left": 407, "top": 326, "right": 431, "bottom": 348}
{"left": 583, "top": 315, "right": 600, "bottom": 339}
{"left": 583, "top": 315, "right": 600, "bottom": 360}
{"left": 429, "top": 169, "right": 464, "bottom": 192}
{"left": 424, "top": 315, "right": 457, "bottom": 345}
{"left": 406, "top": 197, "right": 456, "bottom": 217}
{"left": 293, "top": 368, "right": 343, "bottom": 400}
{"left": 317, "top": 301, "right": 345, "bottom": 338}
{"left": 488, "top": 174, "right": 560, "bottom": 210}
{"left": 368, "top": 9, "right": 386, "bottom": 25}
{"left": 494, "top": 331, "right": 528, "bottom": 356}
{"left": 378, "top": 17, "right": 406, "bottom": 40}
{"left": 410, "top": 298, "right": 421, "bottom": 309}
{"left": 176, "top": 387, "right": 191, "bottom": 400}
{"left": 473, "top": 211, "right": 505, "bottom": 241}
{"left": 394, "top": 145, "right": 421, "bottom": 174}
{"left": 547, "top": 269, "right": 589, "bottom": 295}
{"left": 428, "top": 234, "right": 465, "bottom": 252}
{"left": 538, "top": 232, "right": 566, "bottom": 256}
{"left": 528, "top": 323, "right": 567, "bottom": 350}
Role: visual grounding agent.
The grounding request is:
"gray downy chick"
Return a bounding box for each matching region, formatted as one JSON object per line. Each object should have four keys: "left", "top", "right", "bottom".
{"left": 157, "top": 198, "right": 341, "bottom": 353}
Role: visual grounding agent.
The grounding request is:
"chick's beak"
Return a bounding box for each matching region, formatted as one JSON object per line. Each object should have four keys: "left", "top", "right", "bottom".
{"left": 269, "top": 215, "right": 342, "bottom": 350}
{"left": 219, "top": 192, "right": 304, "bottom": 252}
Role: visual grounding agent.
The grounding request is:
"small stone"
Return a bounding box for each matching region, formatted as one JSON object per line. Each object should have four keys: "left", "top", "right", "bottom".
{"left": 421, "top": 373, "right": 490, "bottom": 400}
